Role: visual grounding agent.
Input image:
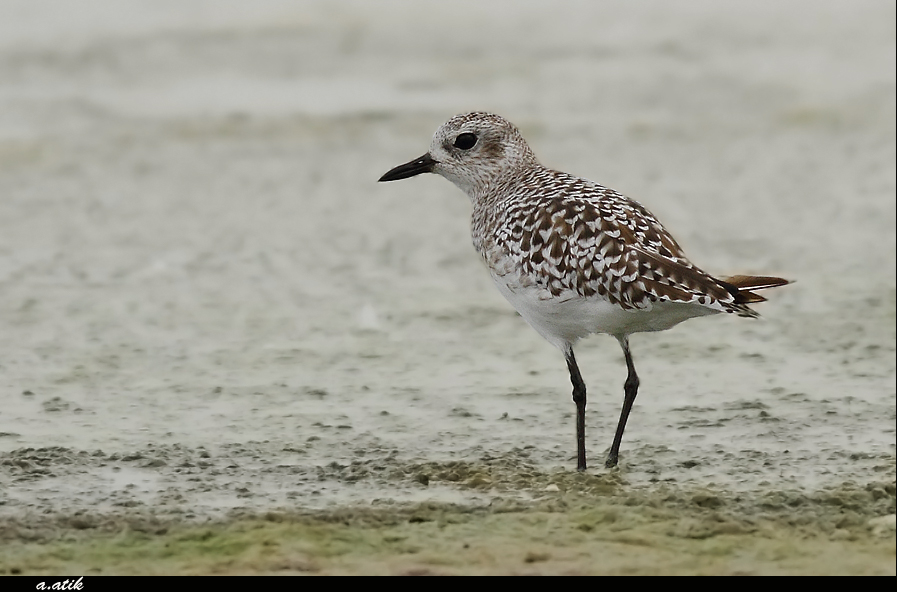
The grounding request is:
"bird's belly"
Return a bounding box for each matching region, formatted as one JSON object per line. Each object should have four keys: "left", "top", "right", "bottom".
{"left": 489, "top": 272, "right": 718, "bottom": 350}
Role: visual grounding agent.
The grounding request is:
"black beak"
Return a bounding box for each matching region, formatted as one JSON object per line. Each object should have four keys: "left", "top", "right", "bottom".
{"left": 378, "top": 153, "right": 436, "bottom": 182}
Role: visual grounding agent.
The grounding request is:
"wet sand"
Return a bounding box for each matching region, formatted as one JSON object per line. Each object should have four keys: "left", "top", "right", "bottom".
{"left": 0, "top": 0, "right": 894, "bottom": 575}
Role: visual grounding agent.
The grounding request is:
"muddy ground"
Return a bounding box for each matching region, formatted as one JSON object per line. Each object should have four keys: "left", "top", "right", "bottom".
{"left": 0, "top": 0, "right": 894, "bottom": 575}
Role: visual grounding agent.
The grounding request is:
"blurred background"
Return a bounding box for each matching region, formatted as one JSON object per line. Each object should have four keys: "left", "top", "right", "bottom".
{"left": 0, "top": 0, "right": 893, "bottom": 514}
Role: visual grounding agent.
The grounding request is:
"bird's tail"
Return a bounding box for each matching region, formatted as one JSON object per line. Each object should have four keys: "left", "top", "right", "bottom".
{"left": 717, "top": 275, "right": 791, "bottom": 305}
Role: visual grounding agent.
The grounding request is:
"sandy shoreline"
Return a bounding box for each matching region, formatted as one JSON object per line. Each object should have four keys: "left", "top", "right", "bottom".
{"left": 2, "top": 451, "right": 894, "bottom": 575}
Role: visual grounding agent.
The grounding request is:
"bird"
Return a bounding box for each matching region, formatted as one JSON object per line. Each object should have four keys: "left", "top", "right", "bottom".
{"left": 378, "top": 112, "right": 789, "bottom": 471}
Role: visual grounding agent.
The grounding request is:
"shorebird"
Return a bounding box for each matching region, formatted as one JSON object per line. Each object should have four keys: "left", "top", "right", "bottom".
{"left": 378, "top": 112, "right": 788, "bottom": 470}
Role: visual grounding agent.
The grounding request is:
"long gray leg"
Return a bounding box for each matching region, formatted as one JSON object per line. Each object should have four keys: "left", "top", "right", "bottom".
{"left": 606, "top": 335, "right": 639, "bottom": 468}
{"left": 564, "top": 347, "right": 588, "bottom": 471}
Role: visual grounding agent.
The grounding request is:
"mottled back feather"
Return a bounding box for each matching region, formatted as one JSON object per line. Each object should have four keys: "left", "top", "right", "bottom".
{"left": 472, "top": 166, "right": 766, "bottom": 318}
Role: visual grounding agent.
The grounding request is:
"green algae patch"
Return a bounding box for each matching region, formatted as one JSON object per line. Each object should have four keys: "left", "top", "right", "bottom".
{"left": 2, "top": 483, "right": 893, "bottom": 576}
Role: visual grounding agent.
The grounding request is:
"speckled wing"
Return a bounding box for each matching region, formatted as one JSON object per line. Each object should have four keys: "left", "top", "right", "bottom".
{"left": 490, "top": 171, "right": 753, "bottom": 316}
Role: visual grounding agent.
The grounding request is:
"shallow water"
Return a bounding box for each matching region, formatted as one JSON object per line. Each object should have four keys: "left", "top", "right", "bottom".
{"left": 0, "top": 1, "right": 894, "bottom": 573}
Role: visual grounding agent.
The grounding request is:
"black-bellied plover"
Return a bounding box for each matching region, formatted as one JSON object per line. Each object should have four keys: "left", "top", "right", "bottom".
{"left": 379, "top": 112, "right": 789, "bottom": 471}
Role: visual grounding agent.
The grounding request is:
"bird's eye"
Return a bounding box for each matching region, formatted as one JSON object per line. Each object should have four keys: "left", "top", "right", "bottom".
{"left": 453, "top": 133, "right": 477, "bottom": 150}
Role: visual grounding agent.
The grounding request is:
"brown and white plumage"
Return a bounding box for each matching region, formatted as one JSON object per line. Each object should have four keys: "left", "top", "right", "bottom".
{"left": 379, "top": 112, "right": 789, "bottom": 470}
